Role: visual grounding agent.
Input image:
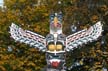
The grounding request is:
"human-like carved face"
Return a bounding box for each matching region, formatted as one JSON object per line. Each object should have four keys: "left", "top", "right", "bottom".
{"left": 46, "top": 52, "right": 65, "bottom": 68}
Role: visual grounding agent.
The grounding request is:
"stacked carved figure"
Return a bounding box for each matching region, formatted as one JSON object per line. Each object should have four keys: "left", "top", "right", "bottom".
{"left": 10, "top": 13, "right": 103, "bottom": 71}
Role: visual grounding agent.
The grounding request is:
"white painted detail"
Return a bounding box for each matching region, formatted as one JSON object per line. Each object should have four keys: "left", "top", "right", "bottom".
{"left": 66, "top": 21, "right": 102, "bottom": 51}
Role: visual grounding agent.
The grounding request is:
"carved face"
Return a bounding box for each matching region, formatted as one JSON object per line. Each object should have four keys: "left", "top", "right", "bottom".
{"left": 46, "top": 42, "right": 65, "bottom": 68}
{"left": 50, "top": 13, "right": 62, "bottom": 34}
{"left": 46, "top": 52, "right": 65, "bottom": 68}
{"left": 46, "top": 34, "right": 66, "bottom": 51}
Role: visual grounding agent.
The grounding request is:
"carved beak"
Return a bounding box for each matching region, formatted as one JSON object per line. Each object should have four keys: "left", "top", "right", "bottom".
{"left": 54, "top": 17, "right": 58, "bottom": 27}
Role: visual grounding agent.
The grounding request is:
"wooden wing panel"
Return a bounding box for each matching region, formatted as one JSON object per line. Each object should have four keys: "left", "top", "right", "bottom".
{"left": 66, "top": 21, "right": 102, "bottom": 51}
{"left": 10, "top": 23, "right": 46, "bottom": 51}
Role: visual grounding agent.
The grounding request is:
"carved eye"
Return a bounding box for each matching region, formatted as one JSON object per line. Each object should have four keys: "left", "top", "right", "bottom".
{"left": 57, "top": 34, "right": 66, "bottom": 46}
{"left": 46, "top": 34, "right": 54, "bottom": 40}
{"left": 57, "top": 34, "right": 66, "bottom": 40}
{"left": 56, "top": 44, "right": 63, "bottom": 51}
{"left": 46, "top": 34, "right": 54, "bottom": 45}
{"left": 48, "top": 44, "right": 56, "bottom": 51}
{"left": 50, "top": 14, "right": 54, "bottom": 21}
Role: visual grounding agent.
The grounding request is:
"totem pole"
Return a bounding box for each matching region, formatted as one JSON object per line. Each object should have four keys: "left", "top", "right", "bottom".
{"left": 9, "top": 12, "right": 102, "bottom": 71}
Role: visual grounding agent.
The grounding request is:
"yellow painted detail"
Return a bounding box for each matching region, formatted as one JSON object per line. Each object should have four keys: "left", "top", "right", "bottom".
{"left": 54, "top": 17, "right": 58, "bottom": 27}
{"left": 48, "top": 44, "right": 63, "bottom": 51}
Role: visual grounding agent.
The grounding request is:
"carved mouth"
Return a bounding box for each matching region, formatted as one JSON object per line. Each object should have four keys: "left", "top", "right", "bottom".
{"left": 49, "top": 59, "right": 60, "bottom": 68}
{"left": 51, "top": 61, "right": 60, "bottom": 68}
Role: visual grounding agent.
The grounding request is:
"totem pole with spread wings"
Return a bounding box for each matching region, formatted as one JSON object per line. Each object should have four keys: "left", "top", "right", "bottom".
{"left": 9, "top": 12, "right": 102, "bottom": 71}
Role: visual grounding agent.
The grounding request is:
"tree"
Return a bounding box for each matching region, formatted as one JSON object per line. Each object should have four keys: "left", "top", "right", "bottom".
{"left": 0, "top": 0, "right": 108, "bottom": 71}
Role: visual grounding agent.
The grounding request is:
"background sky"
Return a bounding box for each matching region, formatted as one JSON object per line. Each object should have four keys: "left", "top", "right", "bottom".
{"left": 0, "top": 0, "right": 3, "bottom": 7}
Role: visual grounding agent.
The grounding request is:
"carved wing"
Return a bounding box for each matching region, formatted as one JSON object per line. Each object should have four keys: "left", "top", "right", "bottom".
{"left": 10, "top": 23, "right": 46, "bottom": 52}
{"left": 66, "top": 21, "right": 102, "bottom": 51}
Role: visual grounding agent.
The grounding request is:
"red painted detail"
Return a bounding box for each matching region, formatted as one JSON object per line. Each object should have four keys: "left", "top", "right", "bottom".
{"left": 51, "top": 61, "right": 60, "bottom": 68}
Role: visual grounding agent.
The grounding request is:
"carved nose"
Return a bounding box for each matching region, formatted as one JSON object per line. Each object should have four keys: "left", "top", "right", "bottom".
{"left": 51, "top": 61, "right": 60, "bottom": 68}
{"left": 54, "top": 17, "right": 58, "bottom": 27}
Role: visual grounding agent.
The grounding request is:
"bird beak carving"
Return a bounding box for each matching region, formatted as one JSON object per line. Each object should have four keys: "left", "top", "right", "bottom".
{"left": 54, "top": 17, "right": 58, "bottom": 27}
